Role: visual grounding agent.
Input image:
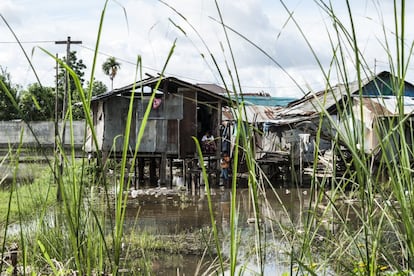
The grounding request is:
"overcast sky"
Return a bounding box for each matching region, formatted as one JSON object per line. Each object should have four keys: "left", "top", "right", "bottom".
{"left": 1, "top": 0, "right": 414, "bottom": 98}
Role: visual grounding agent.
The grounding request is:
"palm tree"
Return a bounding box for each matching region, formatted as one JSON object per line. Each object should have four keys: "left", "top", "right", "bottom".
{"left": 102, "top": 56, "right": 121, "bottom": 91}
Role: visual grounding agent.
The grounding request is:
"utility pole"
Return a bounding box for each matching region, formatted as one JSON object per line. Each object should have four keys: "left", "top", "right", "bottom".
{"left": 55, "top": 36, "right": 82, "bottom": 202}
{"left": 54, "top": 54, "right": 59, "bottom": 191}
{"left": 55, "top": 36, "right": 82, "bottom": 121}
{"left": 54, "top": 54, "right": 59, "bottom": 149}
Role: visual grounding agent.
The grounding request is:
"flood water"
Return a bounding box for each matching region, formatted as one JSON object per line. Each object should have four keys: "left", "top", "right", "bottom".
{"left": 124, "top": 186, "right": 312, "bottom": 275}
{"left": 4, "top": 163, "right": 316, "bottom": 275}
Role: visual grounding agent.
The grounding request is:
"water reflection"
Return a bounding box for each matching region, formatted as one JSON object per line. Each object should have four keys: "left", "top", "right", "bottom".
{"left": 124, "top": 187, "right": 312, "bottom": 275}
{"left": 125, "top": 187, "right": 311, "bottom": 233}
{"left": 4, "top": 186, "right": 315, "bottom": 275}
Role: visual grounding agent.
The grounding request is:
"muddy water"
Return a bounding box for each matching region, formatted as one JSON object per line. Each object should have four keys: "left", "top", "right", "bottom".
{"left": 124, "top": 187, "right": 312, "bottom": 275}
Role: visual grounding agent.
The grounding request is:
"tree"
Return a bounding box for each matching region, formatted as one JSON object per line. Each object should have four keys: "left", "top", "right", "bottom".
{"left": 86, "top": 79, "right": 108, "bottom": 97}
{"left": 71, "top": 79, "right": 108, "bottom": 120}
{"left": 102, "top": 56, "right": 121, "bottom": 91}
{"left": 0, "top": 66, "right": 20, "bottom": 120}
{"left": 57, "top": 51, "right": 87, "bottom": 103}
{"left": 57, "top": 51, "right": 87, "bottom": 120}
{"left": 19, "top": 83, "right": 55, "bottom": 121}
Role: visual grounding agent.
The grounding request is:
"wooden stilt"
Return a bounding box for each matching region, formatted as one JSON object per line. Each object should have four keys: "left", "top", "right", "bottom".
{"left": 169, "top": 158, "right": 173, "bottom": 189}
{"left": 160, "top": 153, "right": 167, "bottom": 186}
{"left": 184, "top": 160, "right": 190, "bottom": 190}
{"left": 150, "top": 158, "right": 157, "bottom": 186}
{"left": 134, "top": 158, "right": 138, "bottom": 189}
{"left": 138, "top": 157, "right": 145, "bottom": 184}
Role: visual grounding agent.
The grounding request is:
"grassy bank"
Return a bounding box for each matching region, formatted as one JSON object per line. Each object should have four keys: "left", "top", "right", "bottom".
{"left": 0, "top": 169, "right": 56, "bottom": 225}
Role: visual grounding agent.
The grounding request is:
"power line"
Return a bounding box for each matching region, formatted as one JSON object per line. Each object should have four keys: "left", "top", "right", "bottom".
{"left": 8, "top": 41, "right": 410, "bottom": 91}
{"left": 0, "top": 40, "right": 56, "bottom": 44}
{"left": 78, "top": 45, "right": 159, "bottom": 71}
{"left": 77, "top": 44, "right": 320, "bottom": 91}
{"left": 78, "top": 44, "right": 226, "bottom": 85}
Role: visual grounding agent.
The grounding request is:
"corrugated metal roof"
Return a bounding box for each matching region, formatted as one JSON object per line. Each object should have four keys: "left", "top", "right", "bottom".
{"left": 222, "top": 105, "right": 283, "bottom": 123}
{"left": 196, "top": 83, "right": 230, "bottom": 95}
{"left": 271, "top": 71, "right": 414, "bottom": 125}
{"left": 91, "top": 75, "right": 232, "bottom": 103}
{"left": 278, "top": 81, "right": 363, "bottom": 117}
{"left": 242, "top": 106, "right": 282, "bottom": 122}
{"left": 355, "top": 96, "right": 414, "bottom": 116}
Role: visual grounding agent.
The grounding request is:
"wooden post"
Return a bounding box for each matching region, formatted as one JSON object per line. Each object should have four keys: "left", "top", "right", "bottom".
{"left": 191, "top": 170, "right": 196, "bottom": 196}
{"left": 169, "top": 158, "right": 173, "bottom": 188}
{"left": 160, "top": 153, "right": 167, "bottom": 186}
{"left": 138, "top": 157, "right": 145, "bottom": 184}
{"left": 150, "top": 158, "right": 157, "bottom": 185}
{"left": 134, "top": 159, "right": 138, "bottom": 189}
{"left": 299, "top": 140, "right": 303, "bottom": 187}
{"left": 184, "top": 160, "right": 189, "bottom": 190}
{"left": 10, "top": 243, "right": 18, "bottom": 276}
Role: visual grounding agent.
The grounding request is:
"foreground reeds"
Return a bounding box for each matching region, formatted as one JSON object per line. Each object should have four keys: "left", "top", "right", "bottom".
{"left": 188, "top": 0, "right": 414, "bottom": 275}
{"left": 1, "top": 0, "right": 414, "bottom": 275}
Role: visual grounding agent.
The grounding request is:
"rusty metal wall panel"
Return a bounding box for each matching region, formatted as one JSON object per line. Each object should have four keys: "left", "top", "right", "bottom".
{"left": 155, "top": 119, "right": 167, "bottom": 152}
{"left": 136, "top": 119, "right": 157, "bottom": 152}
{"left": 136, "top": 94, "right": 183, "bottom": 120}
{"left": 164, "top": 93, "right": 183, "bottom": 119}
{"left": 103, "top": 97, "right": 131, "bottom": 152}
{"left": 135, "top": 119, "right": 170, "bottom": 153}
{"left": 102, "top": 97, "right": 138, "bottom": 152}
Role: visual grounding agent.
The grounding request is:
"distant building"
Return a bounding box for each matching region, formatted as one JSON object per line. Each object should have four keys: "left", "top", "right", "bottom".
{"left": 196, "top": 83, "right": 297, "bottom": 107}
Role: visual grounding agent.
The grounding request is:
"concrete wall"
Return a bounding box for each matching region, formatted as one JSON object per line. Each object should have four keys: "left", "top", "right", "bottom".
{"left": 0, "top": 120, "right": 86, "bottom": 149}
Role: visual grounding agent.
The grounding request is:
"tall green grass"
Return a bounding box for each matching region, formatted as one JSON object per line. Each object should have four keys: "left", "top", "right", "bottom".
{"left": 297, "top": 1, "right": 414, "bottom": 275}
{"left": 259, "top": 1, "right": 414, "bottom": 275}
{"left": 1, "top": 0, "right": 414, "bottom": 275}
{"left": 0, "top": 1, "right": 176, "bottom": 275}
{"left": 178, "top": 0, "right": 414, "bottom": 275}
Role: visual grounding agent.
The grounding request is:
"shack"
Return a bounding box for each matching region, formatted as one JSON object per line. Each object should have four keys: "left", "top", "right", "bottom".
{"left": 262, "top": 71, "right": 414, "bottom": 180}
{"left": 86, "top": 75, "right": 230, "bottom": 186}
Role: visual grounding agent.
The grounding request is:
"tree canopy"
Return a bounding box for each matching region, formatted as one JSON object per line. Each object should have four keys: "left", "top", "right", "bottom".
{"left": 72, "top": 79, "right": 108, "bottom": 119}
{"left": 19, "top": 83, "right": 55, "bottom": 121}
{"left": 0, "top": 52, "right": 108, "bottom": 121}
{"left": 86, "top": 79, "right": 107, "bottom": 97}
{"left": 0, "top": 66, "right": 20, "bottom": 120}
{"left": 57, "top": 50, "right": 87, "bottom": 102}
{"left": 57, "top": 51, "right": 87, "bottom": 120}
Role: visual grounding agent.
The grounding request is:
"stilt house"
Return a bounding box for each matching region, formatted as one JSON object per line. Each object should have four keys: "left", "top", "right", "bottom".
{"left": 86, "top": 75, "right": 230, "bottom": 185}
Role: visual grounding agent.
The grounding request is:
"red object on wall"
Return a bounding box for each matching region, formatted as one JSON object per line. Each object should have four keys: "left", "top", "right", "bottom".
{"left": 153, "top": 98, "right": 162, "bottom": 109}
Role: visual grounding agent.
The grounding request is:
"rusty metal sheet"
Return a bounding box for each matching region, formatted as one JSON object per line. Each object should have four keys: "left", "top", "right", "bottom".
{"left": 222, "top": 105, "right": 283, "bottom": 123}
{"left": 164, "top": 93, "right": 183, "bottom": 120}
{"left": 136, "top": 119, "right": 158, "bottom": 152}
{"left": 356, "top": 96, "right": 414, "bottom": 115}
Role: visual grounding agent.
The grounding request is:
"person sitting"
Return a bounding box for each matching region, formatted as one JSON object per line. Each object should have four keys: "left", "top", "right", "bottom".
{"left": 220, "top": 152, "right": 231, "bottom": 185}
{"left": 201, "top": 131, "right": 216, "bottom": 154}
